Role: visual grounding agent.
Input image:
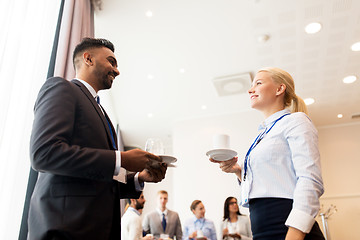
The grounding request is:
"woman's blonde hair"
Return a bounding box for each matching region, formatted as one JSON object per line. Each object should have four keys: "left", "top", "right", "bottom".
{"left": 257, "top": 67, "right": 308, "bottom": 115}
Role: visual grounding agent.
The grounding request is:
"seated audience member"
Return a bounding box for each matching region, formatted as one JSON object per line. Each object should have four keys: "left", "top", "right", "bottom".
{"left": 220, "top": 197, "right": 252, "bottom": 240}
{"left": 183, "top": 200, "right": 217, "bottom": 240}
{"left": 121, "top": 193, "right": 154, "bottom": 240}
{"left": 143, "top": 190, "right": 183, "bottom": 239}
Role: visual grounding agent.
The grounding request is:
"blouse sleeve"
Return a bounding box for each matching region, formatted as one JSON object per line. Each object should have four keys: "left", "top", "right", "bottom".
{"left": 284, "top": 113, "right": 324, "bottom": 233}
{"left": 209, "top": 220, "right": 218, "bottom": 240}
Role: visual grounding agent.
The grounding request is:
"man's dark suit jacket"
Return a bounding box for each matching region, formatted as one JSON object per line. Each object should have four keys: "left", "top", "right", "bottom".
{"left": 28, "top": 77, "right": 140, "bottom": 240}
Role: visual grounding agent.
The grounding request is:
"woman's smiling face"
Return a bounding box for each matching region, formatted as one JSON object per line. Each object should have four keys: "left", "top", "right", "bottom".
{"left": 248, "top": 71, "right": 282, "bottom": 113}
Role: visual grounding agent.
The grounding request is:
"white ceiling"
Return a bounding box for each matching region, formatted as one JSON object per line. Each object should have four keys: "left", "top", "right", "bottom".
{"left": 94, "top": 0, "right": 360, "bottom": 149}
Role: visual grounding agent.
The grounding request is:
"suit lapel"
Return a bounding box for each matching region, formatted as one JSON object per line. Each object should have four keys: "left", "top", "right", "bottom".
{"left": 71, "top": 79, "right": 117, "bottom": 149}
{"left": 165, "top": 211, "right": 173, "bottom": 232}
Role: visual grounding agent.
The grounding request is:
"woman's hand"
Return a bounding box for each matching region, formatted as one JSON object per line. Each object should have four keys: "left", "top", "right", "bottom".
{"left": 189, "top": 231, "right": 197, "bottom": 239}
{"left": 228, "top": 233, "right": 241, "bottom": 239}
{"left": 222, "top": 227, "right": 229, "bottom": 237}
{"left": 210, "top": 157, "right": 242, "bottom": 179}
{"left": 285, "top": 227, "right": 306, "bottom": 240}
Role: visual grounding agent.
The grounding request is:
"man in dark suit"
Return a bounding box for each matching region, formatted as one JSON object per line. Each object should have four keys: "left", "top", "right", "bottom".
{"left": 143, "top": 190, "right": 182, "bottom": 240}
{"left": 28, "top": 38, "right": 167, "bottom": 240}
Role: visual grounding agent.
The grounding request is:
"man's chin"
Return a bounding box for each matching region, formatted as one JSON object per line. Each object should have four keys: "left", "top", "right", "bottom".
{"left": 103, "top": 80, "right": 113, "bottom": 89}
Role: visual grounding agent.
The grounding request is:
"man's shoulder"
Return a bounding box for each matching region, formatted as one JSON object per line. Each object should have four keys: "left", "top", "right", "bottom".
{"left": 46, "top": 76, "right": 68, "bottom": 84}
{"left": 122, "top": 209, "right": 140, "bottom": 220}
{"left": 43, "top": 77, "right": 76, "bottom": 90}
{"left": 145, "top": 210, "right": 159, "bottom": 218}
{"left": 167, "top": 209, "right": 179, "bottom": 216}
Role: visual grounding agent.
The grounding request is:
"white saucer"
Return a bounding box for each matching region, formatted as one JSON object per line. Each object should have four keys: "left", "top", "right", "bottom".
{"left": 159, "top": 155, "right": 177, "bottom": 164}
{"left": 149, "top": 155, "right": 177, "bottom": 168}
{"left": 206, "top": 149, "right": 237, "bottom": 161}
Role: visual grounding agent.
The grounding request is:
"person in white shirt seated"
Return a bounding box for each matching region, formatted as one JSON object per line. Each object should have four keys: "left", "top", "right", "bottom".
{"left": 220, "top": 197, "right": 252, "bottom": 240}
{"left": 121, "top": 193, "right": 154, "bottom": 240}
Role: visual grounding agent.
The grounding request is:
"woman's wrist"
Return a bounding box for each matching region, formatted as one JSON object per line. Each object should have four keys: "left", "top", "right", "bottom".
{"left": 234, "top": 165, "right": 242, "bottom": 179}
{"left": 285, "top": 227, "right": 306, "bottom": 240}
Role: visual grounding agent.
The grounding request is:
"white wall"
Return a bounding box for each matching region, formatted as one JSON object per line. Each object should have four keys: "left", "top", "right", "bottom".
{"left": 173, "top": 110, "right": 264, "bottom": 238}
{"left": 316, "top": 123, "right": 360, "bottom": 240}
{"left": 142, "top": 112, "right": 360, "bottom": 240}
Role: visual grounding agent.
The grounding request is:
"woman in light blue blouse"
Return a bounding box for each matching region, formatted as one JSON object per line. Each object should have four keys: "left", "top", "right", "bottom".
{"left": 210, "top": 68, "right": 325, "bottom": 240}
{"left": 183, "top": 200, "right": 217, "bottom": 240}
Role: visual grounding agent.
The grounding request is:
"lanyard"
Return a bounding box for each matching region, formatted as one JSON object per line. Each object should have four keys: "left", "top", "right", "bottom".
{"left": 195, "top": 218, "right": 205, "bottom": 230}
{"left": 243, "top": 113, "right": 290, "bottom": 181}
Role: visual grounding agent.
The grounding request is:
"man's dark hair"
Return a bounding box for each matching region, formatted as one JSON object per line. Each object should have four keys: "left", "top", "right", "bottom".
{"left": 72, "top": 37, "right": 115, "bottom": 65}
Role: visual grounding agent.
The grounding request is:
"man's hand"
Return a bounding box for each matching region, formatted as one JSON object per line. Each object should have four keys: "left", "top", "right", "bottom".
{"left": 138, "top": 163, "right": 167, "bottom": 183}
{"left": 285, "top": 227, "right": 306, "bottom": 240}
{"left": 210, "top": 157, "right": 242, "bottom": 179}
{"left": 121, "top": 149, "right": 161, "bottom": 172}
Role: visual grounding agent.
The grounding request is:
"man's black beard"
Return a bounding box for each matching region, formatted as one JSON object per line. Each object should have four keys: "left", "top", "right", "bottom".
{"left": 135, "top": 201, "right": 144, "bottom": 210}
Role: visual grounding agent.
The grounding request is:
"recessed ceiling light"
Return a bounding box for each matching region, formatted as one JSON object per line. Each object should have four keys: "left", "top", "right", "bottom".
{"left": 351, "top": 42, "right": 360, "bottom": 51}
{"left": 146, "top": 10, "right": 153, "bottom": 17}
{"left": 179, "top": 68, "right": 185, "bottom": 73}
{"left": 343, "top": 75, "right": 357, "bottom": 84}
{"left": 337, "top": 114, "right": 343, "bottom": 119}
{"left": 304, "top": 98, "right": 315, "bottom": 105}
{"left": 147, "top": 113, "right": 153, "bottom": 118}
{"left": 201, "top": 105, "right": 207, "bottom": 110}
{"left": 147, "top": 74, "right": 154, "bottom": 79}
{"left": 305, "top": 22, "right": 322, "bottom": 34}
{"left": 257, "top": 34, "right": 270, "bottom": 43}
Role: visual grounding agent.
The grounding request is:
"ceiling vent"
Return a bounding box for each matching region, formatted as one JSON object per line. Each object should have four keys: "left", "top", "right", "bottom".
{"left": 212, "top": 72, "right": 252, "bottom": 97}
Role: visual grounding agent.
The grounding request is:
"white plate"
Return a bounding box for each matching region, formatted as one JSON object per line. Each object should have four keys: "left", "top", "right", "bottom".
{"left": 206, "top": 149, "right": 237, "bottom": 161}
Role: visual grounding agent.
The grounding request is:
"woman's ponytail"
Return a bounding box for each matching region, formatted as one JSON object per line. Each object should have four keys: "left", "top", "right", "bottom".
{"left": 292, "top": 94, "right": 308, "bottom": 114}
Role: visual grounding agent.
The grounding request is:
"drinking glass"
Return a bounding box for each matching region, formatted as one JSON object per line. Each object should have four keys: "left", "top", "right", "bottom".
{"left": 145, "top": 138, "right": 165, "bottom": 155}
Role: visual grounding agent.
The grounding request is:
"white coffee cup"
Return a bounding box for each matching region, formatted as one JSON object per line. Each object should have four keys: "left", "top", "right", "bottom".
{"left": 197, "top": 230, "right": 204, "bottom": 238}
{"left": 160, "top": 233, "right": 169, "bottom": 239}
{"left": 213, "top": 134, "right": 230, "bottom": 149}
{"left": 146, "top": 233, "right": 154, "bottom": 239}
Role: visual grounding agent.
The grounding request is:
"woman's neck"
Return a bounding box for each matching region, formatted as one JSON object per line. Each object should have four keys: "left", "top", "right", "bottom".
{"left": 263, "top": 105, "right": 285, "bottom": 118}
{"left": 229, "top": 212, "right": 238, "bottom": 222}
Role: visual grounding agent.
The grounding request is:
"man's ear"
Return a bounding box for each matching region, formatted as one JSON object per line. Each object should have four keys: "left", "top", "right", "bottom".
{"left": 276, "top": 84, "right": 286, "bottom": 96}
{"left": 83, "top": 52, "right": 93, "bottom": 66}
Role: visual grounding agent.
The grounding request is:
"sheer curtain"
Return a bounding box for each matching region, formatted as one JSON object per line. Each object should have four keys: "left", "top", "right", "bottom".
{"left": 0, "top": 0, "right": 61, "bottom": 238}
